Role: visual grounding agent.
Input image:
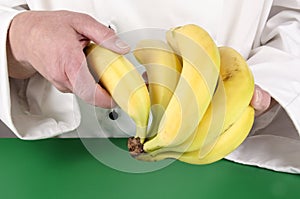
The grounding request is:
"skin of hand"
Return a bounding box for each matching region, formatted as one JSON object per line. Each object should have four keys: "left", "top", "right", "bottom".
{"left": 251, "top": 85, "right": 274, "bottom": 116}
{"left": 6, "top": 10, "right": 130, "bottom": 108}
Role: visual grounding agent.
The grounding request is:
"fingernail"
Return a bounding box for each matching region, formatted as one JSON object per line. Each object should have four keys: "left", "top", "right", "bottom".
{"left": 115, "top": 39, "right": 130, "bottom": 49}
{"left": 255, "top": 88, "right": 262, "bottom": 105}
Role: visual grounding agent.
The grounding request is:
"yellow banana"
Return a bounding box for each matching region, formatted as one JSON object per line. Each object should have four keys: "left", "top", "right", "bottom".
{"left": 143, "top": 24, "right": 220, "bottom": 152}
{"left": 84, "top": 43, "right": 150, "bottom": 143}
{"left": 137, "top": 106, "right": 255, "bottom": 164}
{"left": 180, "top": 106, "right": 255, "bottom": 164}
{"left": 138, "top": 46, "right": 254, "bottom": 157}
{"left": 133, "top": 39, "right": 182, "bottom": 138}
{"left": 139, "top": 78, "right": 225, "bottom": 156}
{"left": 196, "top": 46, "right": 255, "bottom": 157}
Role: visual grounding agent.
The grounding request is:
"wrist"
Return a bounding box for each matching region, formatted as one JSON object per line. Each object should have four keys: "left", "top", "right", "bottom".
{"left": 7, "top": 11, "right": 36, "bottom": 79}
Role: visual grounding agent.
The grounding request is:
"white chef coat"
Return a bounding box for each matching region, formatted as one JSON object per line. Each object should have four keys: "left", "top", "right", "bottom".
{"left": 1, "top": 0, "right": 300, "bottom": 173}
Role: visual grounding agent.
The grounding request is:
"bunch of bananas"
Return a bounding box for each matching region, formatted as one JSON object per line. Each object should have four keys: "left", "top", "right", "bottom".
{"left": 84, "top": 24, "right": 255, "bottom": 165}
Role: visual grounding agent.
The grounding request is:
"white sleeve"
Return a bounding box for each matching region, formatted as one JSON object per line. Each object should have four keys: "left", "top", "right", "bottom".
{"left": 0, "top": 1, "right": 81, "bottom": 139}
{"left": 248, "top": 0, "right": 300, "bottom": 133}
{"left": 226, "top": 0, "right": 300, "bottom": 174}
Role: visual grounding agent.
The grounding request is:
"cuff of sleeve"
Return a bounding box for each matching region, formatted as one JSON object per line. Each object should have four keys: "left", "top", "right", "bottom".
{"left": 0, "top": 9, "right": 26, "bottom": 135}
{"left": 0, "top": 9, "right": 81, "bottom": 139}
{"left": 226, "top": 135, "right": 300, "bottom": 174}
{"left": 10, "top": 74, "right": 81, "bottom": 140}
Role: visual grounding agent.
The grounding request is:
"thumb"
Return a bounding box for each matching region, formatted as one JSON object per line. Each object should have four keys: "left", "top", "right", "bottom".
{"left": 71, "top": 13, "right": 130, "bottom": 54}
{"left": 251, "top": 85, "right": 271, "bottom": 116}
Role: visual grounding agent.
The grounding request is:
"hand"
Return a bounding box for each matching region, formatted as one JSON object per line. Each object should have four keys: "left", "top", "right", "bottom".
{"left": 7, "top": 10, "right": 130, "bottom": 108}
{"left": 250, "top": 85, "right": 274, "bottom": 116}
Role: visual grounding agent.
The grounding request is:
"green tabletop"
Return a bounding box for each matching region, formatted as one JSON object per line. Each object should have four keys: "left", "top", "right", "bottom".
{"left": 0, "top": 138, "right": 299, "bottom": 199}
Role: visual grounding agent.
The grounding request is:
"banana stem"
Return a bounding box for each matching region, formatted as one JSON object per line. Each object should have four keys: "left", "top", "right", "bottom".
{"left": 128, "top": 137, "right": 144, "bottom": 156}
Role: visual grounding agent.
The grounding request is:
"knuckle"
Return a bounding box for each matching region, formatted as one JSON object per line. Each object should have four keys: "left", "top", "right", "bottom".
{"left": 100, "top": 28, "right": 115, "bottom": 41}
{"left": 58, "top": 88, "right": 72, "bottom": 93}
{"left": 46, "top": 68, "right": 62, "bottom": 84}
{"left": 79, "top": 12, "right": 93, "bottom": 20}
{"left": 53, "top": 82, "right": 71, "bottom": 93}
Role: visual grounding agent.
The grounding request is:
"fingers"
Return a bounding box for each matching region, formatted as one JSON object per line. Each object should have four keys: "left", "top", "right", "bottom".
{"left": 66, "top": 12, "right": 129, "bottom": 107}
{"left": 71, "top": 13, "right": 130, "bottom": 54}
{"left": 66, "top": 51, "right": 115, "bottom": 108}
{"left": 250, "top": 85, "right": 272, "bottom": 116}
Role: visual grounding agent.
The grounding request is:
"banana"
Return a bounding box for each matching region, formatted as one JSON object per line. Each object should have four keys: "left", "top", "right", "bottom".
{"left": 139, "top": 78, "right": 225, "bottom": 156}
{"left": 197, "top": 46, "right": 255, "bottom": 157}
{"left": 143, "top": 24, "right": 220, "bottom": 152}
{"left": 84, "top": 43, "right": 151, "bottom": 143}
{"left": 137, "top": 106, "right": 255, "bottom": 164}
{"left": 138, "top": 46, "right": 254, "bottom": 157}
{"left": 182, "top": 106, "right": 255, "bottom": 164}
{"left": 133, "top": 39, "right": 182, "bottom": 138}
